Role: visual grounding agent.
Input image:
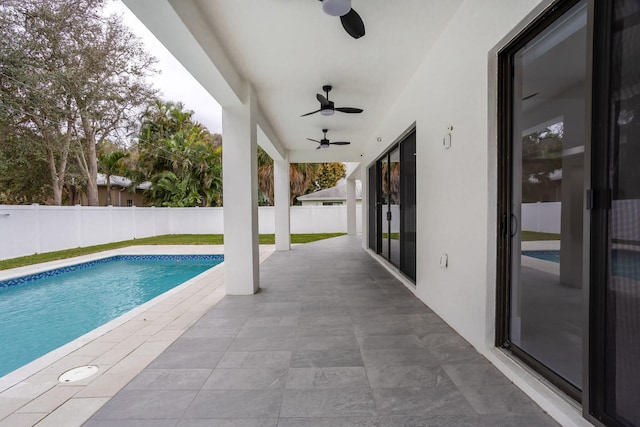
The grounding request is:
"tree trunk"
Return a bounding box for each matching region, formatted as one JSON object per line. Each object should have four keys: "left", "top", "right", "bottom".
{"left": 52, "top": 181, "right": 63, "bottom": 206}
{"left": 81, "top": 114, "right": 99, "bottom": 206}
{"left": 38, "top": 120, "right": 72, "bottom": 206}
{"left": 105, "top": 175, "right": 111, "bottom": 206}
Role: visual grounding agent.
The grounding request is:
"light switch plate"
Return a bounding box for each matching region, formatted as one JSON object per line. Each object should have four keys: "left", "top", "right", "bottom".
{"left": 439, "top": 253, "right": 448, "bottom": 268}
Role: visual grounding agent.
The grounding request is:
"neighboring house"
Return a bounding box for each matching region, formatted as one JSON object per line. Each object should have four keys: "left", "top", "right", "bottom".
{"left": 96, "top": 173, "right": 151, "bottom": 207}
{"left": 296, "top": 180, "right": 362, "bottom": 206}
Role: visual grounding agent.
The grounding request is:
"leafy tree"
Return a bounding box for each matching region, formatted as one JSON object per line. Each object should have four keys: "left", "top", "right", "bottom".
{"left": 133, "top": 100, "right": 222, "bottom": 207}
{"left": 0, "top": 124, "right": 52, "bottom": 204}
{"left": 521, "top": 123, "right": 563, "bottom": 203}
{"left": 0, "top": 0, "right": 156, "bottom": 205}
{"left": 311, "top": 163, "right": 346, "bottom": 193}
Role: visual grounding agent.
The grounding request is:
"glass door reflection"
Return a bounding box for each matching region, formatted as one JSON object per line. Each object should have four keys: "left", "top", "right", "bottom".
{"left": 389, "top": 147, "right": 401, "bottom": 267}
{"left": 380, "top": 155, "right": 390, "bottom": 260}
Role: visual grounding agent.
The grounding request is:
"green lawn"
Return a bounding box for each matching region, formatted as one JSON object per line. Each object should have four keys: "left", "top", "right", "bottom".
{"left": 521, "top": 231, "right": 561, "bottom": 241}
{"left": 0, "top": 233, "right": 346, "bottom": 271}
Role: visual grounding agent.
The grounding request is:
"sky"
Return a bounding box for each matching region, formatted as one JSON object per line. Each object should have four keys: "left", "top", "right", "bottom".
{"left": 105, "top": 1, "right": 223, "bottom": 134}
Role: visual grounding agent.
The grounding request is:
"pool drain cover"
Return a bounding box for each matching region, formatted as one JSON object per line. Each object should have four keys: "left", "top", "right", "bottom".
{"left": 58, "top": 365, "right": 99, "bottom": 383}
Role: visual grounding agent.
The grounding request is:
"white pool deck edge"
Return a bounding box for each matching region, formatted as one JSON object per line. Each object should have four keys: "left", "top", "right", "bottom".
{"left": 0, "top": 245, "right": 276, "bottom": 427}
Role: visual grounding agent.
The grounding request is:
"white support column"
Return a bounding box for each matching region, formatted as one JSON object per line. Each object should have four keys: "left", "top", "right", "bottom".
{"left": 274, "top": 159, "right": 291, "bottom": 251}
{"left": 347, "top": 177, "right": 357, "bottom": 235}
{"left": 223, "top": 86, "right": 260, "bottom": 295}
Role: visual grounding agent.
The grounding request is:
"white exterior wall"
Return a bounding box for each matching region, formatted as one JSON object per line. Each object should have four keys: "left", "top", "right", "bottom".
{"left": 0, "top": 205, "right": 362, "bottom": 260}
{"left": 360, "top": 0, "right": 546, "bottom": 354}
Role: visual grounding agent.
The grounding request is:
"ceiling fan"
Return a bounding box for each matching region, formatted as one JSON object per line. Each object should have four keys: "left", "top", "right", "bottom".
{"left": 301, "top": 85, "right": 363, "bottom": 117}
{"left": 308, "top": 129, "right": 351, "bottom": 149}
{"left": 318, "top": 0, "right": 365, "bottom": 39}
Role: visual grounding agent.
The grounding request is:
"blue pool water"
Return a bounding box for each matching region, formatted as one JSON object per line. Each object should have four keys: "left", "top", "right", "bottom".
{"left": 0, "top": 255, "right": 223, "bottom": 378}
{"left": 522, "top": 250, "right": 560, "bottom": 263}
{"left": 523, "top": 249, "right": 640, "bottom": 280}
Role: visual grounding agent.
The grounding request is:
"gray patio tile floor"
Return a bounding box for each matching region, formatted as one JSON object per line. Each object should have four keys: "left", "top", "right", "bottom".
{"left": 84, "top": 235, "right": 559, "bottom": 427}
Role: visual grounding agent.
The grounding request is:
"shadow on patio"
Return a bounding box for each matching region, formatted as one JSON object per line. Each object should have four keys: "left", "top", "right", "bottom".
{"left": 85, "top": 235, "right": 558, "bottom": 426}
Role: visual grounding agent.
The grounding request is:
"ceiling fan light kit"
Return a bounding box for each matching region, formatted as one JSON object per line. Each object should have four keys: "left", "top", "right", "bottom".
{"left": 307, "top": 129, "right": 351, "bottom": 149}
{"left": 318, "top": 0, "right": 365, "bottom": 39}
{"left": 322, "top": 0, "right": 352, "bottom": 17}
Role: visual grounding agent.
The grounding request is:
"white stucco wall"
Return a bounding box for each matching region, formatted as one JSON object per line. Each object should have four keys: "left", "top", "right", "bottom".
{"left": 360, "top": 0, "right": 547, "bottom": 351}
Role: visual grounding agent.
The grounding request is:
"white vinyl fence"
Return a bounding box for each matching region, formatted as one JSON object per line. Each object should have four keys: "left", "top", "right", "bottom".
{"left": 521, "top": 200, "right": 640, "bottom": 243}
{"left": 0, "top": 204, "right": 362, "bottom": 260}
{"left": 521, "top": 202, "right": 561, "bottom": 234}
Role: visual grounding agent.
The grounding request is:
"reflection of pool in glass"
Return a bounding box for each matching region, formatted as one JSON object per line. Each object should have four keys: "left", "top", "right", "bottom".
{"left": 522, "top": 250, "right": 560, "bottom": 263}
{"left": 523, "top": 249, "right": 640, "bottom": 280}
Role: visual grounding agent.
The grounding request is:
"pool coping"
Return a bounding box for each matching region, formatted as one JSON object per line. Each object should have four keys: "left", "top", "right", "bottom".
{"left": 0, "top": 244, "right": 276, "bottom": 427}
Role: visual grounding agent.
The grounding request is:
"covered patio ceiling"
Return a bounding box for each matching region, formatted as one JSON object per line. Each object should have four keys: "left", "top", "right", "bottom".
{"left": 122, "top": 0, "right": 463, "bottom": 162}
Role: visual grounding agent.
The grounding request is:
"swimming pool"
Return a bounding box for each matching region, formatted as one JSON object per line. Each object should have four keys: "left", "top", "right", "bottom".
{"left": 0, "top": 254, "right": 223, "bottom": 378}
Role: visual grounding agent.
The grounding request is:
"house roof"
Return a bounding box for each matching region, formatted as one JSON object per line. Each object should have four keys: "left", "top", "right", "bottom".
{"left": 96, "top": 173, "right": 151, "bottom": 190}
{"left": 297, "top": 179, "right": 362, "bottom": 202}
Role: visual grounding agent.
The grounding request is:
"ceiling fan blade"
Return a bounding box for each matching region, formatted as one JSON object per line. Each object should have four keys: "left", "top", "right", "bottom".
{"left": 316, "top": 145, "right": 322, "bottom": 150}
{"left": 301, "top": 109, "right": 322, "bottom": 117}
{"left": 330, "top": 141, "right": 351, "bottom": 145}
{"left": 335, "top": 107, "right": 363, "bottom": 114}
{"left": 340, "top": 8, "right": 365, "bottom": 39}
{"left": 316, "top": 93, "right": 330, "bottom": 107}
{"left": 307, "top": 138, "right": 321, "bottom": 143}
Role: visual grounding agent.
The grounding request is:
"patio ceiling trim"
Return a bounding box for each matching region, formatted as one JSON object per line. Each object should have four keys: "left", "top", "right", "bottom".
{"left": 288, "top": 148, "right": 363, "bottom": 163}
{"left": 257, "top": 108, "right": 286, "bottom": 162}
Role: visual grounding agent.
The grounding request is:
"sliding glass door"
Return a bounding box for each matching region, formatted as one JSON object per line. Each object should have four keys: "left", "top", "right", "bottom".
{"left": 591, "top": 1, "right": 640, "bottom": 425}
{"left": 380, "top": 154, "right": 390, "bottom": 260}
{"left": 400, "top": 132, "right": 417, "bottom": 281}
{"left": 369, "top": 129, "right": 416, "bottom": 281}
{"left": 498, "top": 0, "right": 588, "bottom": 401}
{"left": 389, "top": 147, "right": 401, "bottom": 267}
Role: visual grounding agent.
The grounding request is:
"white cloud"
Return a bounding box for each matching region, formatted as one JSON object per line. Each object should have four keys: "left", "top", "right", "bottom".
{"left": 106, "top": 0, "right": 223, "bottom": 134}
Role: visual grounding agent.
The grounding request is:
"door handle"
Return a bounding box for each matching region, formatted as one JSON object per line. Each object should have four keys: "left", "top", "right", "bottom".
{"left": 387, "top": 211, "right": 392, "bottom": 221}
{"left": 510, "top": 214, "right": 519, "bottom": 238}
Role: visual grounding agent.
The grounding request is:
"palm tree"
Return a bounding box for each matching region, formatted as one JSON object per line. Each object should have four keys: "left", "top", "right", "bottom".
{"left": 133, "top": 100, "right": 223, "bottom": 207}
{"left": 257, "top": 146, "right": 276, "bottom": 205}
{"left": 144, "top": 127, "right": 222, "bottom": 207}
{"left": 257, "top": 146, "right": 320, "bottom": 205}
{"left": 289, "top": 163, "right": 318, "bottom": 205}
{"left": 98, "top": 150, "right": 130, "bottom": 206}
